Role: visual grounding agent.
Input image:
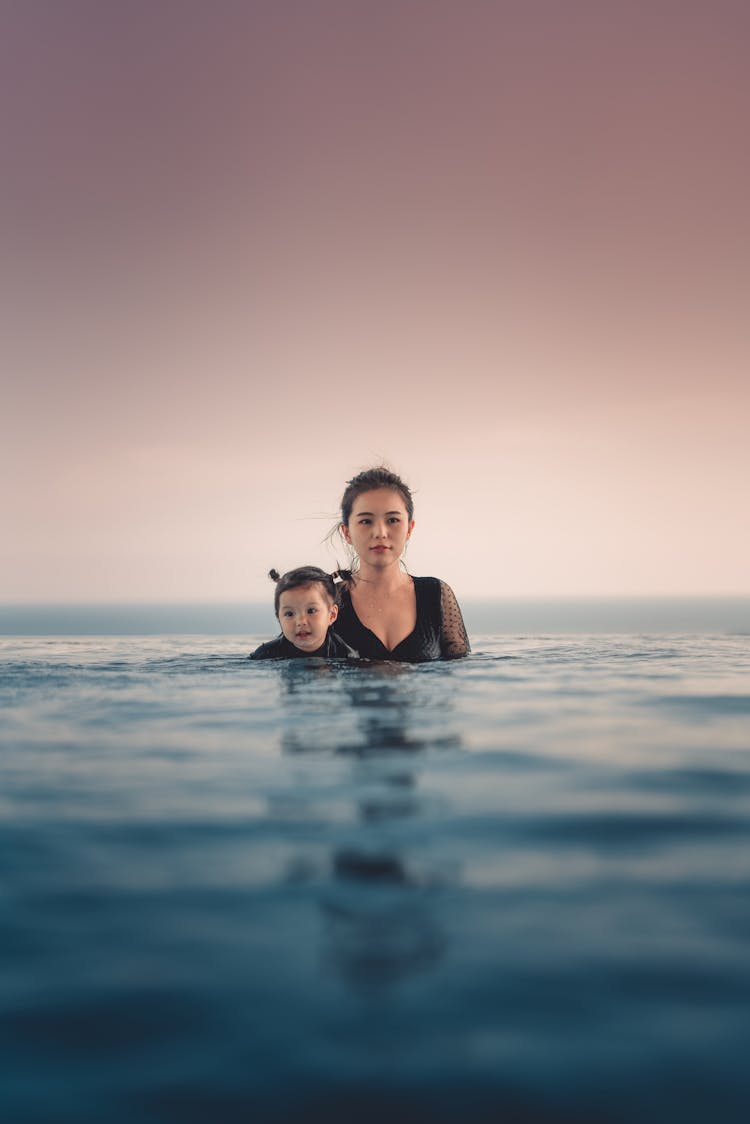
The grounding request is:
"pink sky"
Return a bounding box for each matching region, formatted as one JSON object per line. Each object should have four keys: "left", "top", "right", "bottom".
{"left": 2, "top": 1, "right": 748, "bottom": 601}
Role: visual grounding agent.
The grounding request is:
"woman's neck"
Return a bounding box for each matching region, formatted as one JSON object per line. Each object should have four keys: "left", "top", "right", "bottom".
{"left": 353, "top": 562, "right": 410, "bottom": 594}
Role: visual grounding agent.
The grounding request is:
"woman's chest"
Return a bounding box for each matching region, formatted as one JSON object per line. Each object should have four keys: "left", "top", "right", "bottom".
{"left": 350, "top": 584, "right": 417, "bottom": 652}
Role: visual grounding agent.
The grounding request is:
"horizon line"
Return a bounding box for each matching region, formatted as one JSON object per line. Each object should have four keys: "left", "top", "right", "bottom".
{"left": 2, "top": 593, "right": 750, "bottom": 609}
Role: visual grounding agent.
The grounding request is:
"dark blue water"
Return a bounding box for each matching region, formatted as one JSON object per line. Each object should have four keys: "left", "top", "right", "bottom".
{"left": 2, "top": 635, "right": 749, "bottom": 1122}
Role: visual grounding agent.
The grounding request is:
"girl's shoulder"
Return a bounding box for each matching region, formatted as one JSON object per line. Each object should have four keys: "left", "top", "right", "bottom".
{"left": 248, "top": 635, "right": 295, "bottom": 660}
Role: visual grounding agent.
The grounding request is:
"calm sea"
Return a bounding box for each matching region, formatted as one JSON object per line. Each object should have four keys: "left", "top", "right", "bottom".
{"left": 2, "top": 596, "right": 750, "bottom": 635}
{"left": 2, "top": 625, "right": 750, "bottom": 1122}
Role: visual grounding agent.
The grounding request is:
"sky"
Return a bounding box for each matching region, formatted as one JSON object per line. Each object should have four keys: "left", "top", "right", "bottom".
{"left": 2, "top": 0, "right": 749, "bottom": 603}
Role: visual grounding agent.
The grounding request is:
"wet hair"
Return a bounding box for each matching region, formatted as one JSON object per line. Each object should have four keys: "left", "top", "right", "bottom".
{"left": 339, "top": 465, "right": 415, "bottom": 528}
{"left": 268, "top": 565, "right": 346, "bottom": 617}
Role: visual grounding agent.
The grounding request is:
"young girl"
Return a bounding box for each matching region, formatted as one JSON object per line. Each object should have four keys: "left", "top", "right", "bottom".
{"left": 333, "top": 466, "right": 470, "bottom": 661}
{"left": 249, "top": 566, "right": 359, "bottom": 660}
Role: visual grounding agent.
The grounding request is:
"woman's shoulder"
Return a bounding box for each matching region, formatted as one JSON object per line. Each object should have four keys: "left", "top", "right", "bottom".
{"left": 411, "top": 575, "right": 455, "bottom": 586}
{"left": 414, "top": 576, "right": 462, "bottom": 601}
{"left": 412, "top": 575, "right": 446, "bottom": 600}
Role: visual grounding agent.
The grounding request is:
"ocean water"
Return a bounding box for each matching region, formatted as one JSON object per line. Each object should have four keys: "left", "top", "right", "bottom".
{"left": 2, "top": 596, "right": 750, "bottom": 635}
{"left": 2, "top": 633, "right": 750, "bottom": 1123}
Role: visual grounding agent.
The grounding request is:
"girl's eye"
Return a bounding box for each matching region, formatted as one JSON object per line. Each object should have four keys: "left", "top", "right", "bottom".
{"left": 308, "top": 608, "right": 318, "bottom": 614}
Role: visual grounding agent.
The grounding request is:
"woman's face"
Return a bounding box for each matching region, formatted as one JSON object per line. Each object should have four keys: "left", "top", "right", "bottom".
{"left": 341, "top": 488, "right": 415, "bottom": 568}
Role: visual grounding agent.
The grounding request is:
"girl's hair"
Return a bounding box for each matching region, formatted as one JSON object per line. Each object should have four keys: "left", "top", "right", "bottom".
{"left": 268, "top": 565, "right": 347, "bottom": 616}
{"left": 339, "top": 465, "right": 415, "bottom": 527}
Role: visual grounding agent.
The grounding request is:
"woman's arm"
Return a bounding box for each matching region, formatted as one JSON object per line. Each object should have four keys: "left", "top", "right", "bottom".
{"left": 439, "top": 581, "right": 470, "bottom": 658}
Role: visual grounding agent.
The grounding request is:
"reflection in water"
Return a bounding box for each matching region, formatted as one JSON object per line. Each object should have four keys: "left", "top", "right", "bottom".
{"left": 323, "top": 845, "right": 447, "bottom": 991}
{"left": 276, "top": 657, "right": 341, "bottom": 693}
{"left": 334, "top": 848, "right": 411, "bottom": 883}
{"left": 358, "top": 789, "right": 419, "bottom": 823}
{"left": 276, "top": 661, "right": 463, "bottom": 991}
{"left": 322, "top": 895, "right": 445, "bottom": 991}
{"left": 279, "top": 660, "right": 463, "bottom": 757}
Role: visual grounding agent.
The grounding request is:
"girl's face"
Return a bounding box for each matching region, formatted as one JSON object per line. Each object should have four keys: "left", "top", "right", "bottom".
{"left": 278, "top": 584, "right": 338, "bottom": 652}
{"left": 341, "top": 488, "right": 415, "bottom": 569}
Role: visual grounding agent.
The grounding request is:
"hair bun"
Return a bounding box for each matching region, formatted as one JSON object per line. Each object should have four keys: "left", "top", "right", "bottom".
{"left": 268, "top": 568, "right": 281, "bottom": 582}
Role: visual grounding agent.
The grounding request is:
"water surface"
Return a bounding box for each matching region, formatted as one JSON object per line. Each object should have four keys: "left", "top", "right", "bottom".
{"left": 2, "top": 635, "right": 749, "bottom": 1122}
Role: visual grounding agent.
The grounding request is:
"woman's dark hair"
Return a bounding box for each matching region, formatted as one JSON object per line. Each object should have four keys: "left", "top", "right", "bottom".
{"left": 268, "top": 566, "right": 341, "bottom": 617}
{"left": 339, "top": 465, "right": 414, "bottom": 527}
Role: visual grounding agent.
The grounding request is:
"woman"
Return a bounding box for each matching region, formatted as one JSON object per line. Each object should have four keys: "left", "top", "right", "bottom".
{"left": 334, "top": 467, "right": 470, "bottom": 661}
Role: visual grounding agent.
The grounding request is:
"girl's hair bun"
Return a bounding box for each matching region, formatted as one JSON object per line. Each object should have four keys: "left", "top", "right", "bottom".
{"left": 268, "top": 568, "right": 281, "bottom": 582}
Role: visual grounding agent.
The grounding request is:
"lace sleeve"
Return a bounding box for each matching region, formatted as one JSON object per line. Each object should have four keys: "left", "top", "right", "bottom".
{"left": 439, "top": 580, "right": 470, "bottom": 659}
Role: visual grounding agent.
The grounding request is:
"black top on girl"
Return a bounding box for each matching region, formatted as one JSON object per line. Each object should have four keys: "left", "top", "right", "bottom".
{"left": 334, "top": 467, "right": 470, "bottom": 661}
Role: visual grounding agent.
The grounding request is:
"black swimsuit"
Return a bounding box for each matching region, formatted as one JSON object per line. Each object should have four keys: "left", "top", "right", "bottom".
{"left": 334, "top": 576, "right": 470, "bottom": 662}
{"left": 248, "top": 630, "right": 358, "bottom": 660}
